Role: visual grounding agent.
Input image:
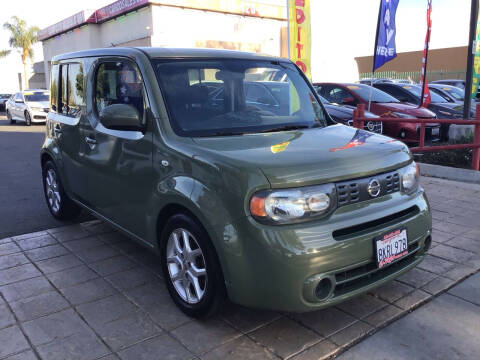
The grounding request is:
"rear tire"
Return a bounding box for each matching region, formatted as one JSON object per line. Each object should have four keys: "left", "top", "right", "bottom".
{"left": 25, "top": 111, "right": 31, "bottom": 126}
{"left": 7, "top": 111, "right": 15, "bottom": 124}
{"left": 42, "top": 160, "right": 81, "bottom": 220}
{"left": 160, "top": 213, "right": 226, "bottom": 318}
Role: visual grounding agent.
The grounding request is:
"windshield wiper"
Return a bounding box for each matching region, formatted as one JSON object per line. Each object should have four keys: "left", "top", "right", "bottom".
{"left": 259, "top": 124, "right": 312, "bottom": 133}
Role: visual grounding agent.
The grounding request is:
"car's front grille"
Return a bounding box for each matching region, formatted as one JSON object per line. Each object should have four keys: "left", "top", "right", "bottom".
{"left": 333, "top": 241, "right": 421, "bottom": 297}
{"left": 336, "top": 170, "right": 400, "bottom": 208}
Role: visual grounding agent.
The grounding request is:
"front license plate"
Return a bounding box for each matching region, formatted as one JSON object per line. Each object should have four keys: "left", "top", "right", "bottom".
{"left": 375, "top": 228, "right": 408, "bottom": 269}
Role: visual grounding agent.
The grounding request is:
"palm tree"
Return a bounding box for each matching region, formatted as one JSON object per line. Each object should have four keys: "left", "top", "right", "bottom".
{"left": 3, "top": 17, "right": 39, "bottom": 89}
{"left": 0, "top": 49, "right": 10, "bottom": 58}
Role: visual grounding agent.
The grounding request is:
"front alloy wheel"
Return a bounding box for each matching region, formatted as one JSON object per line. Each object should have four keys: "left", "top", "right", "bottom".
{"left": 166, "top": 228, "right": 207, "bottom": 304}
{"left": 25, "top": 111, "right": 32, "bottom": 126}
{"left": 161, "top": 214, "right": 225, "bottom": 318}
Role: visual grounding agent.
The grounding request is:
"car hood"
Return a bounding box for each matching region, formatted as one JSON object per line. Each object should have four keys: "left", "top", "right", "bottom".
{"left": 374, "top": 102, "right": 436, "bottom": 118}
{"left": 26, "top": 101, "right": 49, "bottom": 108}
{"left": 192, "top": 125, "right": 411, "bottom": 188}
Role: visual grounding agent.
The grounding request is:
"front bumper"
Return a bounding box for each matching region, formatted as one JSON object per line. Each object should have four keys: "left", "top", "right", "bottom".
{"left": 219, "top": 188, "right": 431, "bottom": 312}
{"left": 30, "top": 110, "right": 48, "bottom": 122}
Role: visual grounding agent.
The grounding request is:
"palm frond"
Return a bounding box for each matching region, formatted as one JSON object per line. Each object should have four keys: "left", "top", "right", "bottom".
{"left": 0, "top": 49, "right": 11, "bottom": 58}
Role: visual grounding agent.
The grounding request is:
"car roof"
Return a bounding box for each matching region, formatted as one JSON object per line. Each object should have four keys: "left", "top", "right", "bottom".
{"left": 52, "top": 47, "right": 288, "bottom": 63}
{"left": 431, "top": 79, "right": 465, "bottom": 83}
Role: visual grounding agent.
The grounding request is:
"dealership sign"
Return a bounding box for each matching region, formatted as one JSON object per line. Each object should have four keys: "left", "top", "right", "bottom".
{"left": 288, "top": 0, "right": 311, "bottom": 79}
{"left": 38, "top": 11, "right": 88, "bottom": 41}
{"left": 373, "top": 0, "right": 399, "bottom": 71}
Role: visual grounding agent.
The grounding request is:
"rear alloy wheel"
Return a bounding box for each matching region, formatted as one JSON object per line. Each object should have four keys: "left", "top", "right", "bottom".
{"left": 42, "top": 161, "right": 81, "bottom": 220}
{"left": 24, "top": 111, "right": 32, "bottom": 126}
{"left": 7, "top": 111, "right": 15, "bottom": 124}
{"left": 161, "top": 214, "right": 225, "bottom": 318}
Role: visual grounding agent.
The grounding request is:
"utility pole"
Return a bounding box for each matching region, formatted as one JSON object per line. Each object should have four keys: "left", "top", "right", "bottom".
{"left": 465, "top": 0, "right": 478, "bottom": 119}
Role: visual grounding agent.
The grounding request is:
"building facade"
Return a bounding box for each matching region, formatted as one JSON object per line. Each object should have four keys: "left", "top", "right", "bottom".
{"left": 355, "top": 46, "right": 468, "bottom": 81}
{"left": 39, "top": 0, "right": 288, "bottom": 86}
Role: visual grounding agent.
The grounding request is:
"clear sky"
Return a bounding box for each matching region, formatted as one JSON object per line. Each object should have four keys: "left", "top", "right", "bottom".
{"left": 0, "top": 0, "right": 472, "bottom": 92}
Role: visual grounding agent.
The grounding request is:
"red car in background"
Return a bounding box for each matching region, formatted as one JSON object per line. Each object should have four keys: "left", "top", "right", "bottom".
{"left": 314, "top": 83, "right": 439, "bottom": 144}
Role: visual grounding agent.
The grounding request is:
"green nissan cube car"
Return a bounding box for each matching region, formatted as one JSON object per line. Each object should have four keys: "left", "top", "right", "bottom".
{"left": 41, "top": 47, "right": 432, "bottom": 318}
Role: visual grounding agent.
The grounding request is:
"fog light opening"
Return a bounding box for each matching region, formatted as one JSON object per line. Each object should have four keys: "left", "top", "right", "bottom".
{"left": 424, "top": 236, "right": 432, "bottom": 252}
{"left": 315, "top": 278, "right": 333, "bottom": 301}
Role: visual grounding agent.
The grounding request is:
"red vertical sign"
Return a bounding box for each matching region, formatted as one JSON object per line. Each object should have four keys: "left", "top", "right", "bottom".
{"left": 420, "top": 0, "right": 433, "bottom": 108}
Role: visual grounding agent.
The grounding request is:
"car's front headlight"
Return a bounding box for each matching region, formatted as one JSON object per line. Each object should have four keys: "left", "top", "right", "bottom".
{"left": 250, "top": 184, "right": 336, "bottom": 224}
{"left": 400, "top": 162, "right": 420, "bottom": 194}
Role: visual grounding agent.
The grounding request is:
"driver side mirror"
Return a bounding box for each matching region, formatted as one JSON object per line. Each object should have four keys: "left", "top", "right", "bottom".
{"left": 99, "top": 104, "right": 143, "bottom": 132}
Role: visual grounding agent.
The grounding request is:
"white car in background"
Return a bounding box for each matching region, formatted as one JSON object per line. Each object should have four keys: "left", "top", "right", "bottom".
{"left": 5, "top": 90, "right": 50, "bottom": 125}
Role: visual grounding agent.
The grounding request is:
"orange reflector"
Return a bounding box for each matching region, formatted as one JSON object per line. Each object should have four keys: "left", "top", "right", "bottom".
{"left": 250, "top": 196, "right": 266, "bottom": 217}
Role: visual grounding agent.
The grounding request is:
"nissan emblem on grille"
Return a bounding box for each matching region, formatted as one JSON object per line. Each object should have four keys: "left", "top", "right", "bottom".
{"left": 367, "top": 179, "right": 381, "bottom": 198}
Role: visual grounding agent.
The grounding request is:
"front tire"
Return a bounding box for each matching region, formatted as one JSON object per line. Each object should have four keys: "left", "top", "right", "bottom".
{"left": 42, "top": 160, "right": 81, "bottom": 220}
{"left": 25, "top": 111, "right": 31, "bottom": 126}
{"left": 160, "top": 213, "right": 225, "bottom": 318}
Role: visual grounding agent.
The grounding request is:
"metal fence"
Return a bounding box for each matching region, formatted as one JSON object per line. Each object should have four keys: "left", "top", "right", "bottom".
{"left": 359, "top": 70, "right": 466, "bottom": 83}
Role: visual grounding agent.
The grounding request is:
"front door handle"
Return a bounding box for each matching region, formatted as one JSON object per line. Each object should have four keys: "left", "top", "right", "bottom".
{"left": 85, "top": 136, "right": 97, "bottom": 149}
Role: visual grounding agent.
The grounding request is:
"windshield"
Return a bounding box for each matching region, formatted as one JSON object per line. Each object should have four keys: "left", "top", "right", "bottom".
{"left": 154, "top": 59, "right": 327, "bottom": 136}
{"left": 401, "top": 86, "right": 446, "bottom": 103}
{"left": 346, "top": 84, "right": 400, "bottom": 103}
{"left": 24, "top": 91, "right": 49, "bottom": 102}
{"left": 439, "top": 86, "right": 464, "bottom": 101}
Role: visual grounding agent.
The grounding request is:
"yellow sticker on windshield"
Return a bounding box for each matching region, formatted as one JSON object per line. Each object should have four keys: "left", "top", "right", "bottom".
{"left": 442, "top": 88, "right": 451, "bottom": 91}
{"left": 402, "top": 86, "right": 412, "bottom": 89}
{"left": 347, "top": 86, "right": 360, "bottom": 90}
{"left": 271, "top": 141, "right": 290, "bottom": 154}
{"left": 23, "top": 92, "right": 34, "bottom": 95}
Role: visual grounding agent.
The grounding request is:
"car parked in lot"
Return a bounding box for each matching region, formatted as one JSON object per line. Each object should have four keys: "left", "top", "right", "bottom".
{"left": 315, "top": 82, "right": 439, "bottom": 144}
{"left": 429, "top": 83, "right": 476, "bottom": 105}
{"left": 430, "top": 79, "right": 465, "bottom": 89}
{"left": 315, "top": 93, "right": 383, "bottom": 134}
{"left": 0, "top": 93, "right": 12, "bottom": 111}
{"left": 373, "top": 83, "right": 470, "bottom": 141}
{"left": 5, "top": 90, "right": 50, "bottom": 125}
{"left": 41, "top": 48, "right": 432, "bottom": 317}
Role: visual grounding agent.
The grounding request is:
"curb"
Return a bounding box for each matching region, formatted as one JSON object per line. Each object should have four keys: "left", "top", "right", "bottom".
{"left": 419, "top": 162, "right": 480, "bottom": 184}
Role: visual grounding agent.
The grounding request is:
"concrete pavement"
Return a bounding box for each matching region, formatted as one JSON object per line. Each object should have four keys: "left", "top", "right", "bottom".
{"left": 336, "top": 273, "right": 480, "bottom": 360}
{"left": 0, "top": 176, "right": 479, "bottom": 359}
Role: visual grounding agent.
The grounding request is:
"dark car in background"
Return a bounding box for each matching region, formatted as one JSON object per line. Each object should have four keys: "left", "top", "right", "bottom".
{"left": 373, "top": 83, "right": 471, "bottom": 141}
{"left": 431, "top": 79, "right": 465, "bottom": 89}
{"left": 315, "top": 93, "right": 383, "bottom": 134}
{"left": 314, "top": 83, "right": 438, "bottom": 144}
{"left": 429, "top": 84, "right": 476, "bottom": 105}
{"left": 0, "top": 94, "right": 12, "bottom": 111}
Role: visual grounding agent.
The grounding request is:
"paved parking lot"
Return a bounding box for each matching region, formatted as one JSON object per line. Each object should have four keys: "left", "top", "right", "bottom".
{"left": 0, "top": 176, "right": 479, "bottom": 360}
{"left": 0, "top": 113, "right": 91, "bottom": 239}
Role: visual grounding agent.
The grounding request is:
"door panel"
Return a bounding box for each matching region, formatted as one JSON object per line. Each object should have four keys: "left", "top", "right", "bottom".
{"left": 79, "top": 58, "right": 153, "bottom": 239}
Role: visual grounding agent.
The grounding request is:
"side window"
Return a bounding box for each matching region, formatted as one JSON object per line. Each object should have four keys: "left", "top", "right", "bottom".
{"left": 95, "top": 61, "right": 144, "bottom": 118}
{"left": 50, "top": 65, "right": 59, "bottom": 112}
{"left": 328, "top": 87, "right": 351, "bottom": 104}
{"left": 15, "top": 93, "right": 22, "bottom": 101}
{"left": 67, "top": 63, "right": 85, "bottom": 116}
{"left": 60, "top": 64, "right": 68, "bottom": 113}
{"left": 246, "top": 84, "right": 277, "bottom": 106}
